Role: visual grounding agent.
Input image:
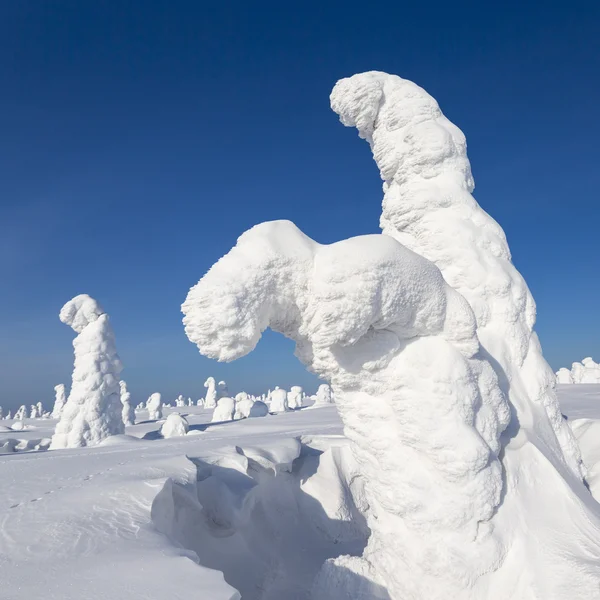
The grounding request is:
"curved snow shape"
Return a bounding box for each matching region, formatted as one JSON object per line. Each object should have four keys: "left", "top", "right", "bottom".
{"left": 51, "top": 295, "right": 124, "bottom": 449}
{"left": 212, "top": 397, "right": 235, "bottom": 423}
{"left": 330, "top": 71, "right": 583, "bottom": 481}
{"left": 556, "top": 368, "right": 573, "bottom": 384}
{"left": 182, "top": 219, "right": 512, "bottom": 596}
{"left": 160, "top": 413, "right": 189, "bottom": 438}
{"left": 204, "top": 377, "right": 218, "bottom": 408}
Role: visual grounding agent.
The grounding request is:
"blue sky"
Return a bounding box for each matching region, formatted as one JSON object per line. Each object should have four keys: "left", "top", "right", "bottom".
{"left": 0, "top": 1, "right": 598, "bottom": 409}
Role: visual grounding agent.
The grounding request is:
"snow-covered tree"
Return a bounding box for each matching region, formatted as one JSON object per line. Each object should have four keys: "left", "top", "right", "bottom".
{"left": 196, "top": 398, "right": 204, "bottom": 406}
{"left": 6, "top": 410, "right": 11, "bottom": 420}
{"left": 268, "top": 387, "right": 288, "bottom": 413}
{"left": 234, "top": 392, "right": 255, "bottom": 419}
{"left": 146, "top": 393, "right": 163, "bottom": 420}
{"left": 211, "top": 397, "right": 235, "bottom": 422}
{"left": 15, "top": 405, "right": 26, "bottom": 420}
{"left": 0, "top": 406, "right": 3, "bottom": 419}
{"left": 187, "top": 397, "right": 193, "bottom": 406}
{"left": 30, "top": 405, "right": 38, "bottom": 419}
{"left": 287, "top": 385, "right": 303, "bottom": 409}
{"left": 36, "top": 402, "right": 43, "bottom": 417}
{"left": 556, "top": 368, "right": 573, "bottom": 384}
{"left": 160, "top": 412, "right": 189, "bottom": 438}
{"left": 181, "top": 71, "right": 600, "bottom": 600}
{"left": 313, "top": 383, "right": 333, "bottom": 406}
{"left": 203, "top": 377, "right": 217, "bottom": 408}
{"left": 119, "top": 380, "right": 135, "bottom": 427}
{"left": 51, "top": 295, "right": 124, "bottom": 449}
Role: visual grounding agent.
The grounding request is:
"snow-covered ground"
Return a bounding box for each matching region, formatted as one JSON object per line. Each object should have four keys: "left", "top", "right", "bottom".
{"left": 1, "top": 387, "right": 599, "bottom": 599}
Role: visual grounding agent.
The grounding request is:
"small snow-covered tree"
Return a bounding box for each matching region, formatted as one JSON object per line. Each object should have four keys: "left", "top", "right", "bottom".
{"left": 119, "top": 380, "right": 136, "bottom": 427}
{"left": 234, "top": 392, "right": 255, "bottom": 419}
{"left": 556, "top": 368, "right": 573, "bottom": 384}
{"left": 15, "top": 405, "right": 26, "bottom": 420}
{"left": 160, "top": 412, "right": 189, "bottom": 438}
{"left": 51, "top": 295, "right": 124, "bottom": 449}
{"left": 52, "top": 384, "right": 67, "bottom": 418}
{"left": 36, "top": 401, "right": 43, "bottom": 416}
{"left": 30, "top": 404, "right": 38, "bottom": 419}
{"left": 146, "top": 392, "right": 163, "bottom": 420}
{"left": 269, "top": 387, "right": 289, "bottom": 413}
{"left": 314, "top": 383, "right": 333, "bottom": 405}
{"left": 287, "top": 385, "right": 303, "bottom": 409}
{"left": 211, "top": 396, "right": 235, "bottom": 422}
{"left": 187, "top": 397, "right": 193, "bottom": 406}
{"left": 204, "top": 377, "right": 218, "bottom": 408}
{"left": 6, "top": 410, "right": 12, "bottom": 420}
{"left": 196, "top": 398, "right": 204, "bottom": 406}
{"left": 0, "top": 406, "right": 3, "bottom": 419}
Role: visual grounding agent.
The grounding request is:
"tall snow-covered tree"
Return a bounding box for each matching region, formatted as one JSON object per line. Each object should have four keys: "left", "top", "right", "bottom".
{"left": 51, "top": 295, "right": 124, "bottom": 449}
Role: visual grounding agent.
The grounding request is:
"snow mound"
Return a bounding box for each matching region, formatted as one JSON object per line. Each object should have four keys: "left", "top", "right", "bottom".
{"left": 212, "top": 397, "right": 235, "bottom": 423}
{"left": 161, "top": 413, "right": 190, "bottom": 438}
{"left": 97, "top": 434, "right": 141, "bottom": 446}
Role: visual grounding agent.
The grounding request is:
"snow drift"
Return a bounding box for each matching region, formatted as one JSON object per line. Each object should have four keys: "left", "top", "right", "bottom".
{"left": 182, "top": 71, "right": 600, "bottom": 599}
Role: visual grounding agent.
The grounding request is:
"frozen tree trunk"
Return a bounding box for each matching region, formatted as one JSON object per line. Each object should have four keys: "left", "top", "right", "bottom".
{"left": 204, "top": 377, "right": 218, "bottom": 408}
{"left": 119, "top": 380, "right": 136, "bottom": 427}
{"left": 51, "top": 295, "right": 124, "bottom": 449}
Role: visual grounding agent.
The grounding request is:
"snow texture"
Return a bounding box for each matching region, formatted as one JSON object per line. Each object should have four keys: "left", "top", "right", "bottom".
{"left": 181, "top": 71, "right": 600, "bottom": 599}
{"left": 146, "top": 393, "right": 163, "bottom": 421}
{"left": 120, "top": 380, "right": 136, "bottom": 427}
{"left": 160, "top": 412, "right": 189, "bottom": 438}
{"left": 314, "top": 384, "right": 333, "bottom": 406}
{"left": 51, "top": 295, "right": 124, "bottom": 449}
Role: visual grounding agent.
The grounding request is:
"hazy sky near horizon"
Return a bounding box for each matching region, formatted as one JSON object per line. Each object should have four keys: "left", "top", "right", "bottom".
{"left": 0, "top": 1, "right": 599, "bottom": 409}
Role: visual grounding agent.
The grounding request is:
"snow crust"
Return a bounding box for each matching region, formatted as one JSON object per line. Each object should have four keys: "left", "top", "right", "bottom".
{"left": 51, "top": 295, "right": 124, "bottom": 449}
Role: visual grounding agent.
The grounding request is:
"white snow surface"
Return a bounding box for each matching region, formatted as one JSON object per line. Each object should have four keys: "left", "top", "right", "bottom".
{"left": 1, "top": 387, "right": 599, "bottom": 600}
{"left": 51, "top": 295, "right": 124, "bottom": 449}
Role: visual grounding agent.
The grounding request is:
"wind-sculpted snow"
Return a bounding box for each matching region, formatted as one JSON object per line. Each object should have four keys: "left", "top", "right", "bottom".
{"left": 558, "top": 358, "right": 600, "bottom": 384}
{"left": 51, "top": 295, "right": 124, "bottom": 449}
{"left": 330, "top": 71, "right": 583, "bottom": 481}
{"left": 182, "top": 219, "right": 512, "bottom": 598}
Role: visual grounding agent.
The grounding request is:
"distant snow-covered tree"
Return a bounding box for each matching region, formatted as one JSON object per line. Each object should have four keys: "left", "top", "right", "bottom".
{"left": 119, "top": 380, "right": 136, "bottom": 427}
{"left": 146, "top": 392, "right": 163, "bottom": 420}
{"left": 204, "top": 377, "right": 218, "bottom": 408}
{"left": 160, "top": 412, "right": 189, "bottom": 438}
{"left": 51, "top": 295, "right": 124, "bottom": 449}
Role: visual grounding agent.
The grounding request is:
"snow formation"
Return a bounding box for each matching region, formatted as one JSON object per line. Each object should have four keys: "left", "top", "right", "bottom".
{"left": 146, "top": 393, "right": 163, "bottom": 420}
{"left": 559, "top": 358, "right": 600, "bottom": 384}
{"left": 119, "top": 380, "right": 136, "bottom": 427}
{"left": 182, "top": 71, "right": 600, "bottom": 599}
{"left": 160, "top": 412, "right": 189, "bottom": 438}
{"left": 204, "top": 377, "right": 218, "bottom": 408}
{"left": 314, "top": 383, "right": 333, "bottom": 406}
{"left": 212, "top": 396, "right": 235, "bottom": 423}
{"left": 287, "top": 385, "right": 304, "bottom": 409}
{"left": 269, "top": 387, "right": 289, "bottom": 413}
{"left": 51, "top": 295, "right": 124, "bottom": 449}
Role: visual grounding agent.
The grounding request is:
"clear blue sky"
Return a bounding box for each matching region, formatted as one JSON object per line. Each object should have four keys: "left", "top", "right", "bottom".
{"left": 1, "top": 1, "right": 598, "bottom": 410}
